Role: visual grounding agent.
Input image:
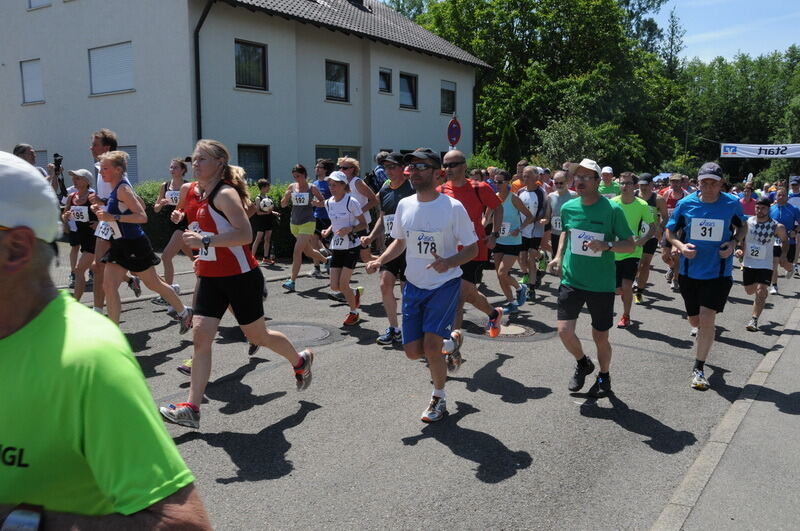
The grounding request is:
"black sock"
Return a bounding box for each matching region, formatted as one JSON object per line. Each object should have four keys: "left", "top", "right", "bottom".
{"left": 694, "top": 359, "right": 705, "bottom": 372}
{"left": 598, "top": 371, "right": 609, "bottom": 379}
{"left": 489, "top": 309, "right": 499, "bottom": 320}
{"left": 577, "top": 356, "right": 592, "bottom": 368}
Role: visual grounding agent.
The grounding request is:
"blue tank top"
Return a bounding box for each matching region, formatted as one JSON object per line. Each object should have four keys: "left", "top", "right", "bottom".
{"left": 496, "top": 191, "right": 522, "bottom": 245}
{"left": 107, "top": 181, "right": 145, "bottom": 239}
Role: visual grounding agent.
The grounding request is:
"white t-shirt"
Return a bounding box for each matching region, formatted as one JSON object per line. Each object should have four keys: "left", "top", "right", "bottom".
{"left": 94, "top": 161, "right": 130, "bottom": 200}
{"left": 348, "top": 176, "right": 372, "bottom": 224}
{"left": 325, "top": 194, "right": 363, "bottom": 250}
{"left": 517, "top": 188, "right": 544, "bottom": 238}
{"left": 390, "top": 194, "right": 478, "bottom": 290}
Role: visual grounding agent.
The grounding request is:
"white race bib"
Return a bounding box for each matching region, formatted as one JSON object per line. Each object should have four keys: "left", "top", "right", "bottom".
{"left": 188, "top": 221, "right": 201, "bottom": 232}
{"left": 499, "top": 222, "right": 511, "bottom": 237}
{"left": 748, "top": 242, "right": 769, "bottom": 259}
{"left": 552, "top": 216, "right": 562, "bottom": 232}
{"left": 570, "top": 229, "right": 604, "bottom": 257}
{"left": 330, "top": 234, "right": 352, "bottom": 250}
{"left": 408, "top": 230, "right": 443, "bottom": 260}
{"left": 774, "top": 237, "right": 783, "bottom": 247}
{"left": 196, "top": 231, "right": 217, "bottom": 261}
{"left": 383, "top": 214, "right": 395, "bottom": 235}
{"left": 689, "top": 218, "right": 724, "bottom": 242}
{"left": 68, "top": 219, "right": 78, "bottom": 232}
{"left": 165, "top": 191, "right": 181, "bottom": 205}
{"left": 639, "top": 221, "right": 650, "bottom": 237}
{"left": 70, "top": 206, "right": 89, "bottom": 223}
{"left": 292, "top": 193, "right": 309, "bottom": 206}
{"left": 94, "top": 220, "right": 122, "bottom": 240}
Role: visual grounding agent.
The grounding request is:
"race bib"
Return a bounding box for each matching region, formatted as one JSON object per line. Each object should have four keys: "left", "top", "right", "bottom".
{"left": 70, "top": 206, "right": 89, "bottom": 223}
{"left": 689, "top": 218, "right": 724, "bottom": 242}
{"left": 67, "top": 219, "right": 78, "bottom": 232}
{"left": 748, "top": 242, "right": 768, "bottom": 259}
{"left": 165, "top": 191, "right": 181, "bottom": 205}
{"left": 639, "top": 221, "right": 650, "bottom": 237}
{"left": 570, "top": 229, "right": 604, "bottom": 257}
{"left": 188, "top": 221, "right": 201, "bottom": 232}
{"left": 196, "top": 231, "right": 217, "bottom": 261}
{"left": 383, "top": 214, "right": 395, "bottom": 235}
{"left": 330, "top": 234, "right": 352, "bottom": 250}
{"left": 499, "top": 222, "right": 512, "bottom": 237}
{"left": 408, "top": 230, "right": 443, "bottom": 260}
{"left": 292, "top": 193, "right": 309, "bottom": 206}
{"left": 552, "top": 216, "right": 562, "bottom": 232}
{"left": 94, "top": 220, "right": 122, "bottom": 241}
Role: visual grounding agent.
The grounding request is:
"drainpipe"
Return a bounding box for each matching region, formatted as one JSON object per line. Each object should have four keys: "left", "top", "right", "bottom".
{"left": 194, "top": 0, "right": 215, "bottom": 140}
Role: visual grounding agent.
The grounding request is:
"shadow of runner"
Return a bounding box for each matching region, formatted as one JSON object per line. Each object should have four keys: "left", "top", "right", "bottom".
{"left": 448, "top": 353, "right": 552, "bottom": 404}
{"left": 202, "top": 357, "right": 286, "bottom": 415}
{"left": 173, "top": 400, "right": 322, "bottom": 484}
{"left": 401, "top": 401, "right": 532, "bottom": 483}
{"left": 578, "top": 393, "right": 697, "bottom": 454}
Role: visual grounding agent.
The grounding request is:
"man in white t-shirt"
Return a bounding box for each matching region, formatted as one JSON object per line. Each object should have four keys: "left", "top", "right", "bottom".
{"left": 366, "top": 148, "right": 478, "bottom": 423}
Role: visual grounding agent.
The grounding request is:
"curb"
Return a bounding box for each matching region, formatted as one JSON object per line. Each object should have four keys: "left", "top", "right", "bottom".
{"left": 651, "top": 298, "right": 800, "bottom": 530}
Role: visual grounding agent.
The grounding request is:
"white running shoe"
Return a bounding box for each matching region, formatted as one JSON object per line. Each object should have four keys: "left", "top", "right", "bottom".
{"left": 421, "top": 396, "right": 447, "bottom": 422}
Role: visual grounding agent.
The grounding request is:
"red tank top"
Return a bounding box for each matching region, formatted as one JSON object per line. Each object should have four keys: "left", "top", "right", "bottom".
{"left": 183, "top": 182, "right": 202, "bottom": 223}
{"left": 664, "top": 188, "right": 687, "bottom": 211}
{"left": 193, "top": 181, "right": 258, "bottom": 277}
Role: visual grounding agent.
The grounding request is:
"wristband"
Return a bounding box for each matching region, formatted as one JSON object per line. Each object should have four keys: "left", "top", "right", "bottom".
{"left": 1, "top": 504, "right": 43, "bottom": 531}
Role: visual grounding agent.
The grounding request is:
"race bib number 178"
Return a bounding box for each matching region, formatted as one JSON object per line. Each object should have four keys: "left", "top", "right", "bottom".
{"left": 408, "top": 230, "right": 443, "bottom": 260}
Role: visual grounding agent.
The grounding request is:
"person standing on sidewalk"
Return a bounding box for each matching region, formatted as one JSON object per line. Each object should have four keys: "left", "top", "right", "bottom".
{"left": 547, "top": 159, "right": 634, "bottom": 397}
{"left": 665, "top": 162, "right": 746, "bottom": 390}
{"left": 366, "top": 148, "right": 478, "bottom": 422}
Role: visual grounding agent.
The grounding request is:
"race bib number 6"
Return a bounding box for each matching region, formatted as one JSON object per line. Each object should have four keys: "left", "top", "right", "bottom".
{"left": 690, "top": 218, "right": 724, "bottom": 242}
{"left": 408, "top": 230, "right": 443, "bottom": 260}
{"left": 570, "top": 229, "right": 604, "bottom": 257}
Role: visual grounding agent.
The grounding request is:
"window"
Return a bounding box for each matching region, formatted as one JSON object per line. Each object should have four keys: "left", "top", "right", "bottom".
{"left": 89, "top": 42, "right": 134, "bottom": 95}
{"left": 399, "top": 73, "right": 417, "bottom": 109}
{"left": 238, "top": 145, "right": 270, "bottom": 183}
{"left": 441, "top": 80, "right": 456, "bottom": 114}
{"left": 378, "top": 68, "right": 392, "bottom": 94}
{"left": 34, "top": 150, "right": 48, "bottom": 167}
{"left": 325, "top": 60, "right": 349, "bottom": 102}
{"left": 315, "top": 146, "right": 359, "bottom": 164}
{"left": 235, "top": 40, "right": 267, "bottom": 91}
{"left": 119, "top": 145, "right": 138, "bottom": 184}
{"left": 28, "top": 0, "right": 50, "bottom": 8}
{"left": 20, "top": 59, "right": 44, "bottom": 103}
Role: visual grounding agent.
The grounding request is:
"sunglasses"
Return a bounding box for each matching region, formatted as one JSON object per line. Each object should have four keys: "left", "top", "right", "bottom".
{"left": 494, "top": 180, "right": 507, "bottom": 184}
{"left": 442, "top": 161, "right": 465, "bottom": 169}
{"left": 554, "top": 181, "right": 565, "bottom": 185}
{"left": 338, "top": 166, "right": 354, "bottom": 170}
{"left": 407, "top": 162, "right": 433, "bottom": 171}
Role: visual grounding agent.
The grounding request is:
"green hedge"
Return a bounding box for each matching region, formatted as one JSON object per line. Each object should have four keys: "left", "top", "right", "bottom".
{"left": 133, "top": 181, "right": 297, "bottom": 257}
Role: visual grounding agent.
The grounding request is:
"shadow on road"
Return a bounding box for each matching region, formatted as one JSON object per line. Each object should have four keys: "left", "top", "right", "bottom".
{"left": 623, "top": 325, "right": 694, "bottom": 350}
{"left": 578, "top": 393, "right": 697, "bottom": 454}
{"left": 204, "top": 357, "right": 287, "bottom": 415}
{"left": 174, "top": 400, "right": 322, "bottom": 484}
{"left": 448, "top": 353, "right": 552, "bottom": 404}
{"left": 401, "top": 401, "right": 532, "bottom": 483}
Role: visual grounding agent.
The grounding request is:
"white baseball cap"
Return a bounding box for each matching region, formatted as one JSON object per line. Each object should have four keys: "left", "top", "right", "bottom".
{"left": 0, "top": 151, "right": 60, "bottom": 242}
{"left": 68, "top": 168, "right": 95, "bottom": 189}
{"left": 601, "top": 166, "right": 614, "bottom": 175}
{"left": 326, "top": 170, "right": 348, "bottom": 183}
{"left": 577, "top": 158, "right": 602, "bottom": 178}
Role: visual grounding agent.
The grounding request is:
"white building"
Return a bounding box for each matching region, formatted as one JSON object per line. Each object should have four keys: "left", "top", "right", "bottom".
{"left": 1, "top": 0, "right": 488, "bottom": 183}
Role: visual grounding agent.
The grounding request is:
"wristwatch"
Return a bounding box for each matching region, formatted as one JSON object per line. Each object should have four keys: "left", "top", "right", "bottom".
{"left": 1, "top": 504, "right": 43, "bottom": 531}
{"left": 606, "top": 241, "right": 614, "bottom": 250}
{"left": 202, "top": 235, "right": 212, "bottom": 251}
{"left": 113, "top": 214, "right": 121, "bottom": 221}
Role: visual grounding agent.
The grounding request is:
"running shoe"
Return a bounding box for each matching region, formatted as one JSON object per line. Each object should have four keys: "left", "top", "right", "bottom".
{"left": 328, "top": 290, "right": 346, "bottom": 302}
{"left": 527, "top": 285, "right": 536, "bottom": 303}
{"left": 665, "top": 269, "right": 674, "bottom": 283}
{"left": 177, "top": 359, "right": 192, "bottom": 376}
{"left": 166, "top": 308, "right": 179, "bottom": 320}
{"left": 538, "top": 254, "right": 548, "bottom": 271}
{"left": 671, "top": 279, "right": 680, "bottom": 291}
{"left": 516, "top": 284, "right": 529, "bottom": 306}
{"left": 343, "top": 311, "right": 360, "bottom": 326}
{"left": 377, "top": 327, "right": 396, "bottom": 345}
{"left": 353, "top": 286, "right": 364, "bottom": 309}
{"left": 690, "top": 327, "right": 698, "bottom": 337}
{"left": 769, "top": 285, "right": 778, "bottom": 295}
{"left": 534, "top": 275, "right": 542, "bottom": 289}
{"left": 421, "top": 396, "right": 447, "bottom": 422}
{"left": 318, "top": 248, "right": 332, "bottom": 258}
{"left": 69, "top": 272, "right": 76, "bottom": 289}
{"left": 445, "top": 330, "right": 464, "bottom": 372}
{"left": 633, "top": 289, "right": 643, "bottom": 304}
{"left": 587, "top": 373, "right": 611, "bottom": 397}
{"left": 504, "top": 301, "right": 520, "bottom": 314}
{"left": 152, "top": 296, "right": 170, "bottom": 306}
{"left": 568, "top": 358, "right": 595, "bottom": 392}
{"left": 486, "top": 307, "right": 504, "bottom": 338}
{"left": 247, "top": 342, "right": 260, "bottom": 355}
{"left": 312, "top": 267, "right": 325, "bottom": 279}
{"left": 794, "top": 264, "right": 800, "bottom": 278}
{"left": 616, "top": 314, "right": 630, "bottom": 328}
{"left": 393, "top": 328, "right": 403, "bottom": 345}
{"left": 261, "top": 257, "right": 275, "bottom": 265}
{"left": 745, "top": 317, "right": 759, "bottom": 332}
{"left": 127, "top": 276, "right": 142, "bottom": 298}
{"left": 178, "top": 307, "right": 194, "bottom": 335}
{"left": 691, "top": 369, "right": 709, "bottom": 390}
{"left": 295, "top": 349, "right": 314, "bottom": 390}
{"left": 282, "top": 279, "right": 296, "bottom": 292}
{"left": 786, "top": 267, "right": 794, "bottom": 279}
{"left": 160, "top": 402, "right": 200, "bottom": 429}
{"left": 521, "top": 273, "right": 530, "bottom": 285}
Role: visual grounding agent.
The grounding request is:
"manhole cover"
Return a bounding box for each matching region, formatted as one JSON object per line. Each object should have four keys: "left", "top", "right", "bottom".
{"left": 460, "top": 312, "right": 555, "bottom": 342}
{"left": 270, "top": 324, "right": 331, "bottom": 344}
{"left": 500, "top": 324, "right": 528, "bottom": 336}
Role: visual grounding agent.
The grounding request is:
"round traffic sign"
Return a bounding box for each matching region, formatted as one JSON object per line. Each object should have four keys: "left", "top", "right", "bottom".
{"left": 447, "top": 118, "right": 462, "bottom": 146}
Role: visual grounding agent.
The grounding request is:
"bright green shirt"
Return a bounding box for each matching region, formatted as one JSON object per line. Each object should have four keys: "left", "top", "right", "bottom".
{"left": 0, "top": 292, "right": 194, "bottom": 515}
{"left": 598, "top": 181, "right": 621, "bottom": 198}
{"left": 561, "top": 196, "right": 634, "bottom": 292}
{"left": 611, "top": 195, "right": 655, "bottom": 260}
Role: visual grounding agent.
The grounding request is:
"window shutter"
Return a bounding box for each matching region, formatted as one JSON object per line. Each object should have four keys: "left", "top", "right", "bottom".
{"left": 119, "top": 145, "right": 138, "bottom": 184}
{"left": 89, "top": 42, "right": 134, "bottom": 94}
{"left": 21, "top": 59, "right": 44, "bottom": 103}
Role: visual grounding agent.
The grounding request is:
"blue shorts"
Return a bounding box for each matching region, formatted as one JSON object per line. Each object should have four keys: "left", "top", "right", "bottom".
{"left": 401, "top": 277, "right": 461, "bottom": 344}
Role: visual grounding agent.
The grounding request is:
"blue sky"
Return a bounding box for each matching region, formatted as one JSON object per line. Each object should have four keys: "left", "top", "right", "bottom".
{"left": 654, "top": 0, "right": 800, "bottom": 61}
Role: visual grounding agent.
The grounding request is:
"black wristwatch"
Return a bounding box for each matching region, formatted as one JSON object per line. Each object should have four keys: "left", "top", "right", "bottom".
{"left": 113, "top": 214, "right": 121, "bottom": 221}
{"left": 202, "top": 235, "right": 211, "bottom": 251}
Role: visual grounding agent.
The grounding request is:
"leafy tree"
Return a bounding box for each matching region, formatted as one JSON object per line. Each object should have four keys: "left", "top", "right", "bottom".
{"left": 659, "top": 7, "right": 685, "bottom": 79}
{"left": 384, "top": 0, "right": 426, "bottom": 20}
{"left": 496, "top": 123, "right": 521, "bottom": 170}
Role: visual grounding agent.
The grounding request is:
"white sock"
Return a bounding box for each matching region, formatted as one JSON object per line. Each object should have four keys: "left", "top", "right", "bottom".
{"left": 171, "top": 284, "right": 181, "bottom": 294}
{"left": 442, "top": 339, "right": 455, "bottom": 354}
{"left": 178, "top": 308, "right": 188, "bottom": 318}
{"left": 92, "top": 307, "right": 103, "bottom": 314}
{"left": 432, "top": 388, "right": 446, "bottom": 399}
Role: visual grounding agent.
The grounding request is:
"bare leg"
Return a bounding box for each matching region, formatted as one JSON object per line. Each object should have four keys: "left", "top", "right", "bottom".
{"left": 187, "top": 316, "right": 219, "bottom": 406}
{"left": 424, "top": 333, "right": 447, "bottom": 390}
{"left": 557, "top": 319, "right": 586, "bottom": 361}
{"left": 72, "top": 252, "right": 94, "bottom": 301}
{"left": 137, "top": 267, "right": 186, "bottom": 313}
{"left": 592, "top": 328, "right": 612, "bottom": 372}
{"left": 103, "top": 263, "right": 128, "bottom": 324}
{"left": 380, "top": 271, "right": 400, "bottom": 328}
{"left": 620, "top": 278, "right": 634, "bottom": 317}
{"left": 692, "top": 306, "right": 717, "bottom": 362}
{"left": 93, "top": 237, "right": 110, "bottom": 309}
{"left": 160, "top": 230, "right": 185, "bottom": 286}
{"left": 240, "top": 319, "right": 301, "bottom": 366}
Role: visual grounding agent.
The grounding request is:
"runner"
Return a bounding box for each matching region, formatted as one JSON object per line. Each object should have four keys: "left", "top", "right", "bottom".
{"left": 736, "top": 198, "right": 792, "bottom": 332}
{"left": 611, "top": 172, "right": 655, "bottom": 327}
{"left": 321, "top": 171, "right": 367, "bottom": 326}
{"left": 768, "top": 187, "right": 800, "bottom": 294}
{"left": 338, "top": 157, "right": 379, "bottom": 263}
{"left": 250, "top": 178, "right": 278, "bottom": 264}
{"left": 788, "top": 176, "right": 800, "bottom": 276}
{"left": 493, "top": 170, "right": 534, "bottom": 313}
{"left": 438, "top": 150, "right": 504, "bottom": 348}
{"left": 598, "top": 166, "right": 620, "bottom": 198}
{"left": 61, "top": 169, "right": 97, "bottom": 301}
{"left": 633, "top": 173, "right": 668, "bottom": 303}
{"left": 547, "top": 158, "right": 634, "bottom": 397}
{"left": 665, "top": 162, "right": 746, "bottom": 390}
{"left": 516, "top": 166, "right": 547, "bottom": 294}
{"left": 160, "top": 139, "right": 314, "bottom": 429}
{"left": 91, "top": 151, "right": 193, "bottom": 331}
{"left": 360, "top": 152, "right": 412, "bottom": 344}
{"left": 544, "top": 170, "right": 577, "bottom": 261}
{"left": 365, "top": 148, "right": 478, "bottom": 422}
{"left": 280, "top": 164, "right": 328, "bottom": 291}
{"left": 660, "top": 173, "right": 690, "bottom": 290}
{"left": 151, "top": 158, "right": 190, "bottom": 307}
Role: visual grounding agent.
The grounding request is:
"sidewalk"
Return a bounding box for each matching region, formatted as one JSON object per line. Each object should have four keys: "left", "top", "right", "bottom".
{"left": 654, "top": 297, "right": 800, "bottom": 530}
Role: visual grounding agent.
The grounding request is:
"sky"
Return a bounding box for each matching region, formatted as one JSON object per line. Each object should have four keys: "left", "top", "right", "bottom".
{"left": 654, "top": 0, "right": 800, "bottom": 62}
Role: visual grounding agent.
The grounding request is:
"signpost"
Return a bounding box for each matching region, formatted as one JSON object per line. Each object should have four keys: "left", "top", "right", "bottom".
{"left": 447, "top": 116, "right": 461, "bottom": 150}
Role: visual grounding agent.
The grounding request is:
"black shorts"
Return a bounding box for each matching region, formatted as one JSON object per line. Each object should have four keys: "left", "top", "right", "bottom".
{"left": 642, "top": 237, "right": 658, "bottom": 255}
{"left": 315, "top": 218, "right": 331, "bottom": 236}
{"left": 551, "top": 233, "right": 562, "bottom": 256}
{"left": 380, "top": 251, "right": 406, "bottom": 281}
{"left": 521, "top": 236, "right": 542, "bottom": 251}
{"left": 615, "top": 257, "right": 640, "bottom": 287}
{"left": 250, "top": 214, "right": 273, "bottom": 233}
{"left": 68, "top": 229, "right": 81, "bottom": 246}
{"left": 556, "top": 284, "right": 615, "bottom": 332}
{"left": 493, "top": 243, "right": 520, "bottom": 256}
{"left": 677, "top": 275, "right": 733, "bottom": 316}
{"left": 742, "top": 267, "right": 772, "bottom": 286}
{"left": 101, "top": 235, "right": 160, "bottom": 273}
{"left": 77, "top": 226, "right": 96, "bottom": 254}
{"left": 461, "top": 260, "right": 485, "bottom": 285}
{"left": 194, "top": 267, "right": 265, "bottom": 325}
{"left": 773, "top": 244, "right": 797, "bottom": 262}
{"left": 331, "top": 247, "right": 359, "bottom": 270}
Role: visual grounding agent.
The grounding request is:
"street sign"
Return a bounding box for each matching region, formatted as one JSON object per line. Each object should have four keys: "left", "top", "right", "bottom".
{"left": 447, "top": 117, "right": 461, "bottom": 146}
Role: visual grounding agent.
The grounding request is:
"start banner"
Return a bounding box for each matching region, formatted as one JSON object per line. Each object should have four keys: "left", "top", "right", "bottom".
{"left": 720, "top": 143, "right": 800, "bottom": 158}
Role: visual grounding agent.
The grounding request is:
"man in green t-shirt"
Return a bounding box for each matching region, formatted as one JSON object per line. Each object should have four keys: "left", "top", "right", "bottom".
{"left": 598, "top": 166, "right": 621, "bottom": 198}
{"left": 548, "top": 159, "right": 635, "bottom": 398}
{"left": 611, "top": 172, "right": 655, "bottom": 328}
{"left": 0, "top": 152, "right": 211, "bottom": 529}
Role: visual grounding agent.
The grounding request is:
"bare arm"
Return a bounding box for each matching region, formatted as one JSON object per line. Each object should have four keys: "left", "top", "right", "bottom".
{"left": 510, "top": 194, "right": 534, "bottom": 229}
{"left": 153, "top": 182, "right": 168, "bottom": 213}
{"left": 355, "top": 179, "right": 378, "bottom": 212}
{"left": 184, "top": 187, "right": 252, "bottom": 250}
{"left": 95, "top": 184, "right": 147, "bottom": 224}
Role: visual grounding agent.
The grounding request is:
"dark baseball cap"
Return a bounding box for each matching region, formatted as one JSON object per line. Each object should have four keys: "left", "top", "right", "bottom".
{"left": 384, "top": 152, "right": 403, "bottom": 165}
{"left": 637, "top": 172, "right": 654, "bottom": 185}
{"left": 698, "top": 162, "right": 724, "bottom": 181}
{"left": 789, "top": 175, "right": 800, "bottom": 185}
{"left": 756, "top": 197, "right": 773, "bottom": 207}
{"left": 403, "top": 148, "right": 441, "bottom": 168}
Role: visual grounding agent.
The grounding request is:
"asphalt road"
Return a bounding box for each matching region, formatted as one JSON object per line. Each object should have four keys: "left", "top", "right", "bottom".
{"left": 104, "top": 257, "right": 799, "bottom": 530}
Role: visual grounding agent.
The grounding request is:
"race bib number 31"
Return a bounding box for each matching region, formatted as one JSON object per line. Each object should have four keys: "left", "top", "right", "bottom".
{"left": 408, "top": 230, "right": 443, "bottom": 260}
{"left": 570, "top": 229, "right": 605, "bottom": 257}
{"left": 690, "top": 218, "right": 724, "bottom": 242}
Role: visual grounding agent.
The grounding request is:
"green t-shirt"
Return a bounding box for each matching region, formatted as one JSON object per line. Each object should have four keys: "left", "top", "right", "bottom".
{"left": 598, "top": 181, "right": 621, "bottom": 198}
{"left": 611, "top": 195, "right": 655, "bottom": 260}
{"left": 560, "top": 196, "right": 634, "bottom": 292}
{"left": 0, "top": 292, "right": 194, "bottom": 515}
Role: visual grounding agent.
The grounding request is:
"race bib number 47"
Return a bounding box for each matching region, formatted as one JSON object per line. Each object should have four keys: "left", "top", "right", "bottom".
{"left": 690, "top": 218, "right": 724, "bottom": 242}
{"left": 408, "top": 230, "right": 443, "bottom": 260}
{"left": 570, "top": 229, "right": 604, "bottom": 257}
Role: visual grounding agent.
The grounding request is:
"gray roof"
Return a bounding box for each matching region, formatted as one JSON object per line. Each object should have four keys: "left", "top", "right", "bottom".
{"left": 220, "top": 0, "right": 490, "bottom": 68}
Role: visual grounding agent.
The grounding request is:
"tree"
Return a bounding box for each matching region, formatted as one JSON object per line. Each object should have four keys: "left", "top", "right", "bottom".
{"left": 384, "top": 0, "right": 426, "bottom": 20}
{"left": 496, "top": 123, "right": 521, "bottom": 170}
{"left": 616, "top": 0, "right": 668, "bottom": 51}
{"left": 659, "top": 7, "right": 685, "bottom": 79}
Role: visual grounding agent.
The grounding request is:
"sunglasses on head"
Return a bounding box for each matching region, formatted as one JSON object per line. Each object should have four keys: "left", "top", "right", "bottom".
{"left": 442, "top": 161, "right": 465, "bottom": 169}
